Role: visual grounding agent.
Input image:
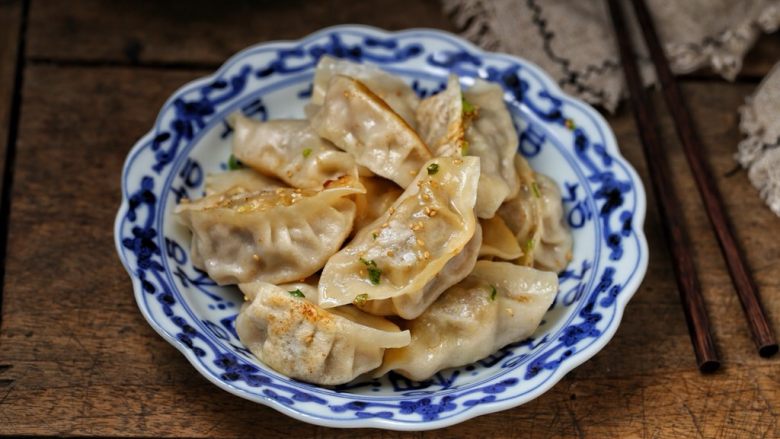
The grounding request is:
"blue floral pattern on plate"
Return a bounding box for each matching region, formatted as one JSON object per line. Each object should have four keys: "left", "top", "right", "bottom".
{"left": 114, "top": 25, "right": 648, "bottom": 430}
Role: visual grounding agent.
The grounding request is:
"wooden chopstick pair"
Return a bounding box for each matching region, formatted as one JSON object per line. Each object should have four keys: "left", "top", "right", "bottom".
{"left": 606, "top": 0, "right": 778, "bottom": 371}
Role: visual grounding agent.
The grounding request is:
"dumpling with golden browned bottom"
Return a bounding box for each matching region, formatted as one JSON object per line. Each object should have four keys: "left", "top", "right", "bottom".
{"left": 235, "top": 281, "right": 410, "bottom": 385}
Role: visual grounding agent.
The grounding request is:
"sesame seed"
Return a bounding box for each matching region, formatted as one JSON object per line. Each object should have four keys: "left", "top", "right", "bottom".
{"left": 252, "top": 254, "right": 261, "bottom": 261}
{"left": 428, "top": 209, "right": 438, "bottom": 217}
{"left": 423, "top": 251, "right": 431, "bottom": 259}
{"left": 386, "top": 250, "right": 394, "bottom": 257}
{"left": 388, "top": 207, "right": 395, "bottom": 215}
{"left": 417, "top": 239, "right": 425, "bottom": 247}
{"left": 381, "top": 222, "right": 388, "bottom": 228}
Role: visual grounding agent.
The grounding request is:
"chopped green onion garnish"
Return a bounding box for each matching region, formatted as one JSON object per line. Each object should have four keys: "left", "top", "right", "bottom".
{"left": 354, "top": 293, "right": 369, "bottom": 306}
{"left": 461, "top": 94, "right": 476, "bottom": 115}
{"left": 228, "top": 154, "right": 243, "bottom": 170}
{"left": 302, "top": 148, "right": 312, "bottom": 158}
{"left": 372, "top": 232, "right": 378, "bottom": 240}
{"left": 531, "top": 181, "right": 541, "bottom": 198}
{"left": 460, "top": 140, "right": 469, "bottom": 156}
{"left": 288, "top": 289, "right": 305, "bottom": 298}
{"left": 360, "top": 258, "right": 382, "bottom": 285}
{"left": 489, "top": 285, "right": 497, "bottom": 301}
{"left": 427, "top": 163, "right": 439, "bottom": 175}
{"left": 525, "top": 239, "right": 535, "bottom": 252}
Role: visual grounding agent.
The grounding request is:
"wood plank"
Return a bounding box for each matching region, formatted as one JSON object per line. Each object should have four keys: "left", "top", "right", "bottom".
{"left": 0, "top": 62, "right": 777, "bottom": 436}
{"left": 25, "top": 0, "right": 780, "bottom": 81}
{"left": 26, "top": 0, "right": 453, "bottom": 66}
{"left": 0, "top": 0, "right": 22, "bottom": 224}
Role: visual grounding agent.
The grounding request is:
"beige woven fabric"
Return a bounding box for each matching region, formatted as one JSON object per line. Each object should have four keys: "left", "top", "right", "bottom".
{"left": 443, "top": 0, "right": 780, "bottom": 112}
{"left": 738, "top": 63, "right": 780, "bottom": 216}
{"left": 444, "top": 0, "right": 780, "bottom": 215}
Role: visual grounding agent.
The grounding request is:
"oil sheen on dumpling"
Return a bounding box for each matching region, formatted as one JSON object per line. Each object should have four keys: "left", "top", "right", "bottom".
{"left": 311, "top": 55, "right": 420, "bottom": 127}
{"left": 479, "top": 216, "right": 524, "bottom": 261}
{"left": 236, "top": 281, "right": 410, "bottom": 385}
{"left": 356, "top": 224, "right": 482, "bottom": 319}
{"left": 204, "top": 168, "right": 280, "bottom": 196}
{"left": 497, "top": 154, "right": 544, "bottom": 267}
{"left": 375, "top": 261, "right": 558, "bottom": 381}
{"left": 310, "top": 75, "right": 432, "bottom": 188}
{"left": 464, "top": 79, "right": 521, "bottom": 218}
{"left": 352, "top": 176, "right": 403, "bottom": 233}
{"left": 415, "top": 75, "right": 472, "bottom": 157}
{"left": 533, "top": 172, "right": 573, "bottom": 272}
{"left": 318, "top": 157, "right": 480, "bottom": 317}
{"left": 416, "top": 76, "right": 519, "bottom": 218}
{"left": 175, "top": 176, "right": 364, "bottom": 285}
{"left": 232, "top": 115, "right": 357, "bottom": 189}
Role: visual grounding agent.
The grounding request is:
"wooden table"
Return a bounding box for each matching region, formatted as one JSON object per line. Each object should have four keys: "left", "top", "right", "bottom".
{"left": 0, "top": 1, "right": 778, "bottom": 437}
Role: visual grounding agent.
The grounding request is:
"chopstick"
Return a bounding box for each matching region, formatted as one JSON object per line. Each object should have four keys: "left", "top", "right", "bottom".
{"left": 630, "top": 0, "right": 778, "bottom": 358}
{"left": 606, "top": 0, "right": 720, "bottom": 372}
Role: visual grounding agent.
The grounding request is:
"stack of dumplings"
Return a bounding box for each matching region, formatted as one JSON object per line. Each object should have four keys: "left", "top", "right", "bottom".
{"left": 175, "top": 56, "right": 573, "bottom": 385}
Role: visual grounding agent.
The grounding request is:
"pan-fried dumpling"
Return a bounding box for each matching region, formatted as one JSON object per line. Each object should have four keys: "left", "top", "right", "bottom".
{"left": 318, "top": 157, "right": 480, "bottom": 318}
{"left": 232, "top": 115, "right": 357, "bottom": 189}
{"left": 204, "top": 168, "right": 280, "bottom": 196}
{"left": 236, "top": 281, "right": 410, "bottom": 385}
{"left": 375, "top": 261, "right": 558, "bottom": 381}
{"left": 479, "top": 216, "right": 524, "bottom": 261}
{"left": 415, "top": 75, "right": 472, "bottom": 158}
{"left": 497, "top": 155, "right": 543, "bottom": 267}
{"left": 355, "top": 224, "right": 482, "bottom": 319}
{"left": 311, "top": 55, "right": 419, "bottom": 127}
{"left": 416, "top": 77, "right": 519, "bottom": 218}
{"left": 464, "top": 79, "right": 521, "bottom": 218}
{"left": 310, "top": 75, "right": 432, "bottom": 188}
{"left": 533, "top": 173, "right": 573, "bottom": 272}
{"left": 352, "top": 176, "right": 403, "bottom": 233}
{"left": 175, "top": 176, "right": 364, "bottom": 285}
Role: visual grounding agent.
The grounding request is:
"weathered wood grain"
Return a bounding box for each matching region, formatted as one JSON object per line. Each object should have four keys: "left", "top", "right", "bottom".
{"left": 0, "top": 0, "right": 23, "bottom": 221}
{"left": 26, "top": 0, "right": 453, "bottom": 66}
{"left": 0, "top": 61, "right": 777, "bottom": 437}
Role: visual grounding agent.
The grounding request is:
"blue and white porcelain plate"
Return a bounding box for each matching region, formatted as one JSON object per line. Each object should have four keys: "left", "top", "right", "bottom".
{"left": 114, "top": 25, "right": 648, "bottom": 430}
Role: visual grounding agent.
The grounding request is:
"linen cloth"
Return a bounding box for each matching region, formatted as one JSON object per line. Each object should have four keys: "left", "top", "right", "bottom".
{"left": 444, "top": 0, "right": 780, "bottom": 214}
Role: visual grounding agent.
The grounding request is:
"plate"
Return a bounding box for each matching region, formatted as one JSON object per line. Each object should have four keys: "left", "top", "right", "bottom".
{"left": 114, "top": 25, "right": 648, "bottom": 430}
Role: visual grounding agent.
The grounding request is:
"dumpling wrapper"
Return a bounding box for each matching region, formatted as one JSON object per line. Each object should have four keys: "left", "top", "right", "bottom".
{"left": 375, "top": 261, "right": 558, "bottom": 381}
{"left": 479, "top": 215, "right": 524, "bottom": 261}
{"left": 355, "top": 224, "right": 482, "bottom": 319}
{"left": 416, "top": 75, "right": 470, "bottom": 158}
{"left": 497, "top": 154, "right": 544, "bottom": 266}
{"left": 352, "top": 176, "right": 403, "bottom": 234}
{"left": 236, "top": 281, "right": 410, "bottom": 385}
{"left": 310, "top": 75, "right": 432, "bottom": 188}
{"left": 232, "top": 115, "right": 357, "bottom": 189}
{"left": 318, "top": 157, "right": 480, "bottom": 316}
{"left": 464, "top": 79, "right": 521, "bottom": 218}
{"left": 204, "top": 168, "right": 281, "bottom": 196}
{"left": 310, "top": 55, "right": 419, "bottom": 127}
{"left": 533, "top": 173, "right": 574, "bottom": 272}
{"left": 416, "top": 76, "right": 519, "bottom": 218}
{"left": 175, "top": 176, "right": 364, "bottom": 285}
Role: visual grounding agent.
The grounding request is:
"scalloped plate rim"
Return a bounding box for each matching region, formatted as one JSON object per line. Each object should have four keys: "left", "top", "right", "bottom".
{"left": 114, "top": 24, "right": 649, "bottom": 430}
